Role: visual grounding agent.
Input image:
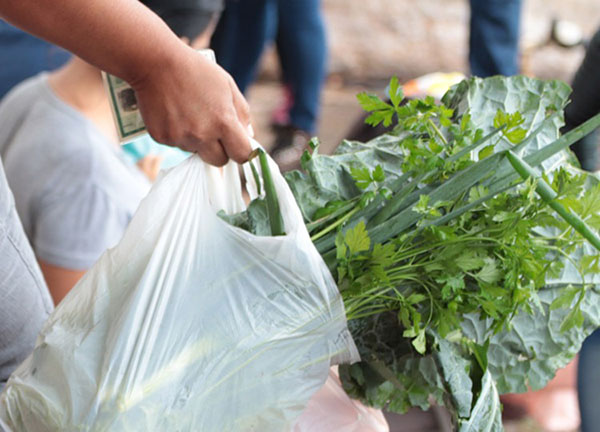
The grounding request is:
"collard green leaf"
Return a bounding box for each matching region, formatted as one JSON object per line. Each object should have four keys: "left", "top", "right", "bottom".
{"left": 435, "top": 337, "right": 473, "bottom": 419}
{"left": 341, "top": 313, "right": 446, "bottom": 413}
{"left": 223, "top": 75, "right": 600, "bottom": 431}
{"left": 284, "top": 136, "right": 404, "bottom": 221}
{"left": 457, "top": 370, "right": 502, "bottom": 432}
{"left": 461, "top": 283, "right": 600, "bottom": 394}
{"left": 442, "top": 75, "right": 571, "bottom": 171}
{"left": 217, "top": 198, "right": 271, "bottom": 236}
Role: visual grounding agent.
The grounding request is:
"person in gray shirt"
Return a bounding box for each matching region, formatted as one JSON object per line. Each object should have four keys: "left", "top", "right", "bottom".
{"left": 0, "top": 71, "right": 153, "bottom": 304}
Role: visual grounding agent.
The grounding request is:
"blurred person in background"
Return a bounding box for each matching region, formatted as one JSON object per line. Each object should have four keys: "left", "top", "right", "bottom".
{"left": 211, "top": 0, "right": 327, "bottom": 171}
{"left": 562, "top": 28, "right": 600, "bottom": 172}
{"left": 0, "top": 0, "right": 222, "bottom": 306}
{"left": 0, "top": 21, "right": 70, "bottom": 99}
{"left": 579, "top": 330, "right": 600, "bottom": 432}
{"left": 469, "top": 0, "right": 522, "bottom": 77}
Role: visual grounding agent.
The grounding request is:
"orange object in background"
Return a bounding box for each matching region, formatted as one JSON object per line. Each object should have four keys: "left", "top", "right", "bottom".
{"left": 402, "top": 72, "right": 466, "bottom": 100}
{"left": 501, "top": 358, "right": 580, "bottom": 431}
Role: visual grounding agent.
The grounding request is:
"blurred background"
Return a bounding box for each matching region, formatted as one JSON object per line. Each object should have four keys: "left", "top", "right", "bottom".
{"left": 247, "top": 0, "right": 600, "bottom": 156}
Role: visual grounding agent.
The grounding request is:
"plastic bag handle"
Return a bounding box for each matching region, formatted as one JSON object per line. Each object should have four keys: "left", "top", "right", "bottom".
{"left": 242, "top": 139, "right": 306, "bottom": 237}
{"left": 201, "top": 138, "right": 306, "bottom": 239}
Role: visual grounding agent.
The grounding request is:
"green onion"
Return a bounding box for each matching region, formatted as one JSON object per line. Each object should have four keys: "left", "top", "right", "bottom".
{"left": 507, "top": 150, "right": 600, "bottom": 251}
{"left": 256, "top": 149, "right": 285, "bottom": 236}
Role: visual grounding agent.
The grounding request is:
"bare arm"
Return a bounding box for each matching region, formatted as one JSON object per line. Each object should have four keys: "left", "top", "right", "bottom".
{"left": 0, "top": 0, "right": 251, "bottom": 165}
{"left": 39, "top": 261, "right": 86, "bottom": 306}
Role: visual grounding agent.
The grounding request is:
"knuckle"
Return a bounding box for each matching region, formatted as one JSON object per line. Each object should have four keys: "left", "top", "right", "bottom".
{"left": 216, "top": 113, "right": 236, "bottom": 132}
{"left": 226, "top": 136, "right": 252, "bottom": 163}
{"left": 239, "top": 99, "right": 251, "bottom": 119}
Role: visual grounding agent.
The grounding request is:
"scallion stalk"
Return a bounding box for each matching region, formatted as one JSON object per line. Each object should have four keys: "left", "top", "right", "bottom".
{"left": 507, "top": 150, "right": 600, "bottom": 251}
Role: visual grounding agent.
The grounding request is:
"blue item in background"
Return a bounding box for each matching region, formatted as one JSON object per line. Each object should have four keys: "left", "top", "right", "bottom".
{"left": 210, "top": 0, "right": 327, "bottom": 134}
{"left": 0, "top": 22, "right": 70, "bottom": 99}
{"left": 469, "top": 0, "right": 522, "bottom": 77}
{"left": 578, "top": 328, "right": 600, "bottom": 432}
{"left": 122, "top": 135, "right": 191, "bottom": 169}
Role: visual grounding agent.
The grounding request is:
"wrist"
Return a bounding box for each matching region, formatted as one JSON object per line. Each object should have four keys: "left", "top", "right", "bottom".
{"left": 122, "top": 29, "right": 191, "bottom": 91}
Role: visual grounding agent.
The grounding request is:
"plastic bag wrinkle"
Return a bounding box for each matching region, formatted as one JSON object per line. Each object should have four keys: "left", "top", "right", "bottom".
{"left": 1, "top": 149, "right": 358, "bottom": 431}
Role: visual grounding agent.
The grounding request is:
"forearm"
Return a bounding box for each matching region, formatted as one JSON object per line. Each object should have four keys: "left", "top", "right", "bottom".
{"left": 0, "top": 0, "right": 185, "bottom": 85}
{"left": 0, "top": 0, "right": 251, "bottom": 163}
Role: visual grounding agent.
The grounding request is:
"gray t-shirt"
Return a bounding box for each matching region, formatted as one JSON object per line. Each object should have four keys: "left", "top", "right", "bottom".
{"left": 0, "top": 73, "right": 150, "bottom": 270}
{"left": 0, "top": 158, "right": 53, "bottom": 389}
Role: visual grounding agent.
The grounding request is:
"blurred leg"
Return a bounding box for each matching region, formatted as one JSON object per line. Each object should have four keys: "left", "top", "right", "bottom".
{"left": 563, "top": 28, "right": 600, "bottom": 171}
{"left": 275, "top": 0, "right": 327, "bottom": 134}
{"left": 210, "top": 0, "right": 277, "bottom": 93}
{"left": 578, "top": 329, "right": 600, "bottom": 432}
{"left": 469, "top": 0, "right": 522, "bottom": 77}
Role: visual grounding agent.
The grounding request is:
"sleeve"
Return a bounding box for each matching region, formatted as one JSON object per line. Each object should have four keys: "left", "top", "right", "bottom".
{"left": 33, "top": 183, "right": 130, "bottom": 270}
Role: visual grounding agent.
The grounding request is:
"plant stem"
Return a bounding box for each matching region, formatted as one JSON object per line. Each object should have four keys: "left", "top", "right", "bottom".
{"left": 310, "top": 206, "right": 360, "bottom": 242}
{"left": 257, "top": 149, "right": 285, "bottom": 236}
{"left": 507, "top": 150, "right": 600, "bottom": 251}
{"left": 428, "top": 118, "right": 448, "bottom": 146}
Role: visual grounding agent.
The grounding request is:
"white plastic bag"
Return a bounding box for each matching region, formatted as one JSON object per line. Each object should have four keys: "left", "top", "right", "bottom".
{"left": 0, "top": 147, "right": 359, "bottom": 431}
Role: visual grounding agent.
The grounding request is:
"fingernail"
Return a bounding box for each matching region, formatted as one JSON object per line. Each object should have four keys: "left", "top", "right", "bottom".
{"left": 247, "top": 124, "right": 255, "bottom": 137}
{"left": 248, "top": 148, "right": 260, "bottom": 161}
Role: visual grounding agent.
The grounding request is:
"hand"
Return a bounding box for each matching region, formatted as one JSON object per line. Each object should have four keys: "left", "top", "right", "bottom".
{"left": 137, "top": 154, "right": 164, "bottom": 182}
{"left": 132, "top": 46, "right": 252, "bottom": 166}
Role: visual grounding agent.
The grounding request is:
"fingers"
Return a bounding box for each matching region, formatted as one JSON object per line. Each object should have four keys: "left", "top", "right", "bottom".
{"left": 150, "top": 155, "right": 163, "bottom": 177}
{"left": 188, "top": 137, "right": 229, "bottom": 167}
{"left": 219, "top": 115, "right": 253, "bottom": 164}
{"left": 229, "top": 77, "right": 251, "bottom": 129}
{"left": 134, "top": 50, "right": 254, "bottom": 167}
{"left": 137, "top": 155, "right": 164, "bottom": 181}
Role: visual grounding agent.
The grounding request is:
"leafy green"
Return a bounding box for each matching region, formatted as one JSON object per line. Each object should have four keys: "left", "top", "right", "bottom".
{"left": 457, "top": 370, "right": 502, "bottom": 432}
{"left": 356, "top": 76, "right": 404, "bottom": 127}
{"left": 222, "top": 75, "right": 600, "bottom": 429}
{"left": 435, "top": 336, "right": 473, "bottom": 419}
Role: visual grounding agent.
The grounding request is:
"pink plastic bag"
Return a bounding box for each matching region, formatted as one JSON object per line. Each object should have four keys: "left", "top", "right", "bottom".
{"left": 294, "top": 367, "right": 389, "bottom": 432}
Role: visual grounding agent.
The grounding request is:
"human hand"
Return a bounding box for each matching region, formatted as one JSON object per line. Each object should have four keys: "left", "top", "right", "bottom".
{"left": 132, "top": 46, "right": 252, "bottom": 166}
{"left": 137, "top": 154, "right": 164, "bottom": 182}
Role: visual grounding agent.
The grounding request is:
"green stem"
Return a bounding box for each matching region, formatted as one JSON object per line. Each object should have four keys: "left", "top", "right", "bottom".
{"left": 507, "top": 150, "right": 600, "bottom": 251}
{"left": 306, "top": 199, "right": 358, "bottom": 233}
{"left": 310, "top": 206, "right": 360, "bottom": 242}
{"left": 249, "top": 160, "right": 262, "bottom": 196}
{"left": 428, "top": 118, "right": 448, "bottom": 146}
{"left": 257, "top": 149, "right": 285, "bottom": 236}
